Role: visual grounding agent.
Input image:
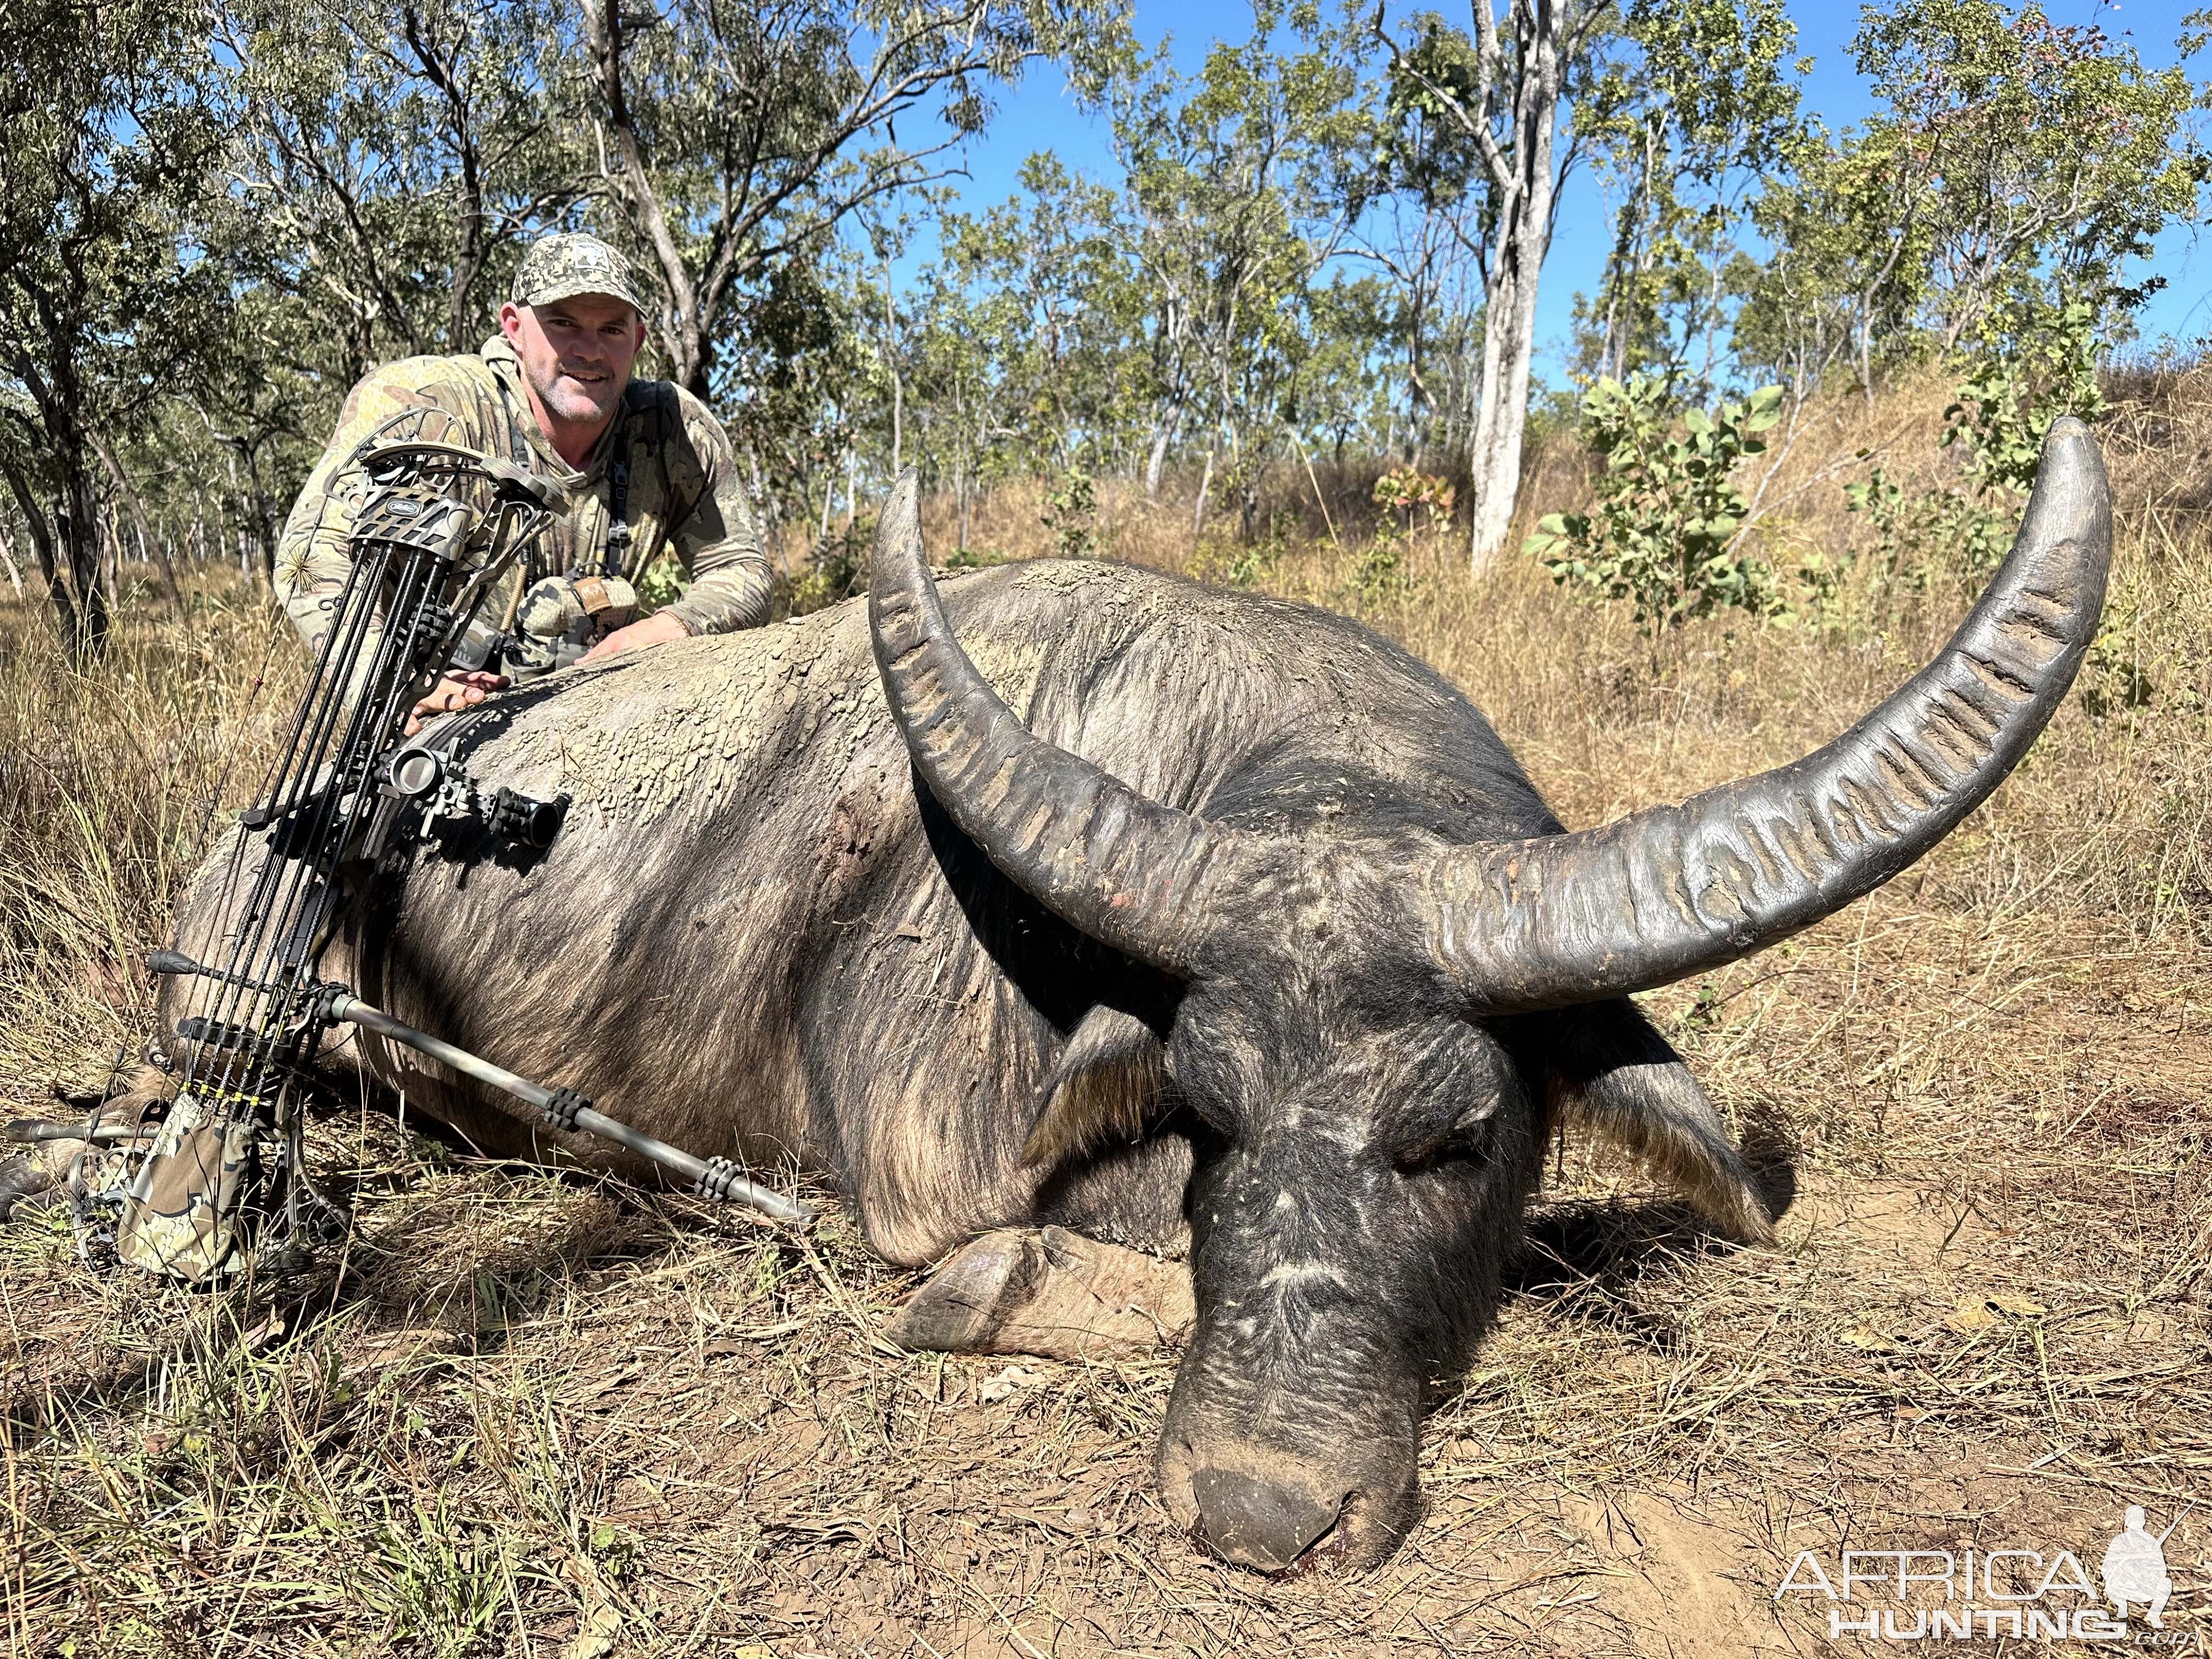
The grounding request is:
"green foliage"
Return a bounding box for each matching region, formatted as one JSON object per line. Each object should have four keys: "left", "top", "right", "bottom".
{"left": 923, "top": 154, "right": 1146, "bottom": 481}
{"left": 1577, "top": 0, "right": 1810, "bottom": 397}
{"left": 2080, "top": 622, "right": 2158, "bottom": 723}
{"left": 1227, "top": 537, "right": 1285, "bottom": 589}
{"left": 714, "top": 246, "right": 866, "bottom": 532}
{"left": 1734, "top": 0, "right": 2207, "bottom": 396}
{"left": 584, "top": 1519, "right": 639, "bottom": 1578}
{"left": 2072, "top": 544, "right": 2183, "bottom": 724}
{"left": 1843, "top": 465, "right": 2001, "bottom": 583}
{"left": 1345, "top": 537, "right": 1408, "bottom": 603}
{"left": 345, "top": 1491, "right": 515, "bottom": 1652}
{"left": 1847, "top": 298, "right": 2106, "bottom": 579}
{"left": 1855, "top": 0, "right": 2205, "bottom": 331}
{"left": 1943, "top": 298, "right": 2105, "bottom": 495}
{"left": 1288, "top": 276, "right": 1400, "bottom": 459}
{"left": 0, "top": 0, "right": 228, "bottom": 652}
{"left": 787, "top": 517, "right": 874, "bottom": 616}
{"left": 1042, "top": 466, "right": 1099, "bottom": 557}
{"left": 571, "top": 0, "right": 1119, "bottom": 404}
{"left": 1336, "top": 531, "right": 1427, "bottom": 603}
{"left": 1193, "top": 515, "right": 1287, "bottom": 589}
{"left": 1335, "top": 466, "right": 1451, "bottom": 606}
{"left": 218, "top": 0, "right": 576, "bottom": 368}
{"left": 1373, "top": 0, "right": 1626, "bottom": 565}
{"left": 1530, "top": 377, "right": 1784, "bottom": 637}
{"left": 1372, "top": 464, "right": 1455, "bottom": 535}
{"left": 3, "top": 0, "right": 2204, "bottom": 631}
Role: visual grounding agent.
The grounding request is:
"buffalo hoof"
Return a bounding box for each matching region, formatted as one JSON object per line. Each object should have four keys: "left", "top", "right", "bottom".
{"left": 887, "top": 1225, "right": 1193, "bottom": 1362}
{"left": 0, "top": 1155, "right": 57, "bottom": 1223}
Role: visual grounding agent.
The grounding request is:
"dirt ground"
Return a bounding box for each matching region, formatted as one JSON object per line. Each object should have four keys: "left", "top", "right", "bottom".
{"left": 4, "top": 377, "right": 2209, "bottom": 1655}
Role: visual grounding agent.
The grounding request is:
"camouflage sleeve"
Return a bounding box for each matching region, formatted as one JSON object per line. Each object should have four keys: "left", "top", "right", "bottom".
{"left": 662, "top": 397, "right": 771, "bottom": 635}
{"left": 272, "top": 364, "right": 448, "bottom": 656}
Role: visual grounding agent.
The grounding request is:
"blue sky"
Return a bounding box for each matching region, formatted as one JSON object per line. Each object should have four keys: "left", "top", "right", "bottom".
{"left": 921, "top": 0, "right": 2210, "bottom": 381}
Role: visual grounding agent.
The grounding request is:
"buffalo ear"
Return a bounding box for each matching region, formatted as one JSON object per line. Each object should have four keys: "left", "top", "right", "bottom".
{"left": 1022, "top": 1006, "right": 1170, "bottom": 1171}
{"left": 1531, "top": 999, "right": 1778, "bottom": 1244}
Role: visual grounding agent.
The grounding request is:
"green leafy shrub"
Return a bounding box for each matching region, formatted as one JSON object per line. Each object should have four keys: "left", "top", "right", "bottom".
{"left": 1193, "top": 514, "right": 1287, "bottom": 589}
{"left": 1527, "top": 375, "right": 1785, "bottom": 637}
{"left": 2079, "top": 575, "right": 2164, "bottom": 723}
{"left": 787, "top": 516, "right": 873, "bottom": 615}
{"left": 1842, "top": 466, "right": 1991, "bottom": 585}
{"left": 1334, "top": 468, "right": 1452, "bottom": 606}
{"left": 1042, "top": 467, "right": 1098, "bottom": 557}
{"left": 1372, "top": 464, "right": 1455, "bottom": 537}
{"left": 1848, "top": 297, "right": 2106, "bottom": 579}
{"left": 1945, "top": 297, "right": 2105, "bottom": 499}
{"left": 1346, "top": 535, "right": 1408, "bottom": 603}
{"left": 633, "top": 552, "right": 690, "bottom": 613}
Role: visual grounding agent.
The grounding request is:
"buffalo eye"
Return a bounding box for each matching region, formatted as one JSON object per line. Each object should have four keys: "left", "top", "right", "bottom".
{"left": 1391, "top": 1091, "right": 1503, "bottom": 1170}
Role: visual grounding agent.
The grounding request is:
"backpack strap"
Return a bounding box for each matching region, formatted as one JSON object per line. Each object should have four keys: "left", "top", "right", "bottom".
{"left": 593, "top": 380, "right": 664, "bottom": 579}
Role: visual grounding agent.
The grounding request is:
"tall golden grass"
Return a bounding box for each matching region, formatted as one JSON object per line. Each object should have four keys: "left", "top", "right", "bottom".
{"left": 2, "top": 370, "right": 2207, "bottom": 1656}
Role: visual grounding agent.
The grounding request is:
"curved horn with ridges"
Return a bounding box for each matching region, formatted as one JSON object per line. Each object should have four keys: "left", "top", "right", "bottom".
{"left": 1429, "top": 416, "right": 2112, "bottom": 1012}
{"left": 868, "top": 471, "right": 1235, "bottom": 975}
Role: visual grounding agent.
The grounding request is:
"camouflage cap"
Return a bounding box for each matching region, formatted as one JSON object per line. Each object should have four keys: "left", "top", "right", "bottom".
{"left": 511, "top": 233, "right": 646, "bottom": 314}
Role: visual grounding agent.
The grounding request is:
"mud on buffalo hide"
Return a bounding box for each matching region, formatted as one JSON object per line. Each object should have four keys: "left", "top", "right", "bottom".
{"left": 170, "top": 558, "right": 1572, "bottom": 1266}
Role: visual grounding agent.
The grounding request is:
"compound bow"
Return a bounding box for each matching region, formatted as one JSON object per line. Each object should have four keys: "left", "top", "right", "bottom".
{"left": 8, "top": 429, "right": 808, "bottom": 1279}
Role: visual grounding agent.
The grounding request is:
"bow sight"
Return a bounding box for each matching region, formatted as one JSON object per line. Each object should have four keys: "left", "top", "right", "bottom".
{"left": 10, "top": 431, "right": 806, "bottom": 1282}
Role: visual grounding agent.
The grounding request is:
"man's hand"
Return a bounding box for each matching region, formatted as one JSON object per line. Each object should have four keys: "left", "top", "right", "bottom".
{"left": 405, "top": 669, "right": 509, "bottom": 737}
{"left": 579, "top": 609, "right": 691, "bottom": 664}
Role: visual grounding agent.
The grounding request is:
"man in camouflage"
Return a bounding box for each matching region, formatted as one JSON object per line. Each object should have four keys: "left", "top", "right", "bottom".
{"left": 274, "top": 232, "right": 771, "bottom": 731}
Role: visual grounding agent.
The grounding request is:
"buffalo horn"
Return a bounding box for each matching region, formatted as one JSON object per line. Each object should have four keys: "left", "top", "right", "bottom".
{"left": 868, "top": 471, "right": 1234, "bottom": 975}
{"left": 1426, "top": 416, "right": 2112, "bottom": 1011}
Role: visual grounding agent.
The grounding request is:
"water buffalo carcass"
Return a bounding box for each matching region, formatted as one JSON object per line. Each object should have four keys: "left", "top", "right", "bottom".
{"left": 163, "top": 420, "right": 2109, "bottom": 1572}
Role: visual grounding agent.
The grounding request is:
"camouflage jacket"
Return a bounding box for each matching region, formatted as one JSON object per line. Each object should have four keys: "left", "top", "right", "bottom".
{"left": 274, "top": 336, "right": 771, "bottom": 653}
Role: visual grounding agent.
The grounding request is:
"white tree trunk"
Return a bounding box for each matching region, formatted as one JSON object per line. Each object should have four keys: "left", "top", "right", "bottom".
{"left": 1144, "top": 417, "right": 1176, "bottom": 499}
{"left": 1464, "top": 21, "right": 1567, "bottom": 576}
{"left": 1385, "top": 0, "right": 1593, "bottom": 574}
{"left": 1466, "top": 236, "right": 1545, "bottom": 573}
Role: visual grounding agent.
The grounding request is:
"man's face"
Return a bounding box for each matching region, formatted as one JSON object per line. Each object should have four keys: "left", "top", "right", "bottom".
{"left": 500, "top": 294, "right": 647, "bottom": 430}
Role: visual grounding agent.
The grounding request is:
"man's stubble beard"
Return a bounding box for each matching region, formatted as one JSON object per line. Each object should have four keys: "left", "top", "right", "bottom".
{"left": 532, "top": 364, "right": 623, "bottom": 428}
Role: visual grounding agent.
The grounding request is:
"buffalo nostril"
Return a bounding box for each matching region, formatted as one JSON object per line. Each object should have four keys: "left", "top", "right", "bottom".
{"left": 1189, "top": 1466, "right": 1344, "bottom": 1573}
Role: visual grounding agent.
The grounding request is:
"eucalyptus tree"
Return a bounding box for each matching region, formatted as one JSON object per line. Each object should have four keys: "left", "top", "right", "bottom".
{"left": 571, "top": 0, "right": 1124, "bottom": 405}
{"left": 935, "top": 155, "right": 1144, "bottom": 475}
{"left": 218, "top": 0, "right": 579, "bottom": 378}
{"left": 1379, "top": 0, "right": 1620, "bottom": 573}
{"left": 902, "top": 264, "right": 1005, "bottom": 549}
{"left": 171, "top": 286, "right": 338, "bottom": 578}
{"left": 1727, "top": 117, "right": 1929, "bottom": 404}
{"left": 1345, "top": 67, "right": 1482, "bottom": 468}
{"left": 1289, "top": 274, "right": 1397, "bottom": 466}
{"left": 0, "top": 0, "right": 224, "bottom": 654}
{"left": 1107, "top": 9, "right": 1363, "bottom": 522}
{"left": 1575, "top": 0, "right": 1808, "bottom": 399}
{"left": 1734, "top": 0, "right": 2207, "bottom": 400}
{"left": 1865, "top": 0, "right": 2205, "bottom": 349}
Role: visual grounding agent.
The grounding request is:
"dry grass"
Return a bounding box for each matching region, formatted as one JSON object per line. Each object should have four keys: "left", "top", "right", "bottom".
{"left": 4, "top": 373, "right": 2209, "bottom": 1657}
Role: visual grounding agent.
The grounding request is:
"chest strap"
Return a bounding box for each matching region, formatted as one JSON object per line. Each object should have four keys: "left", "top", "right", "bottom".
{"left": 589, "top": 381, "right": 659, "bottom": 580}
